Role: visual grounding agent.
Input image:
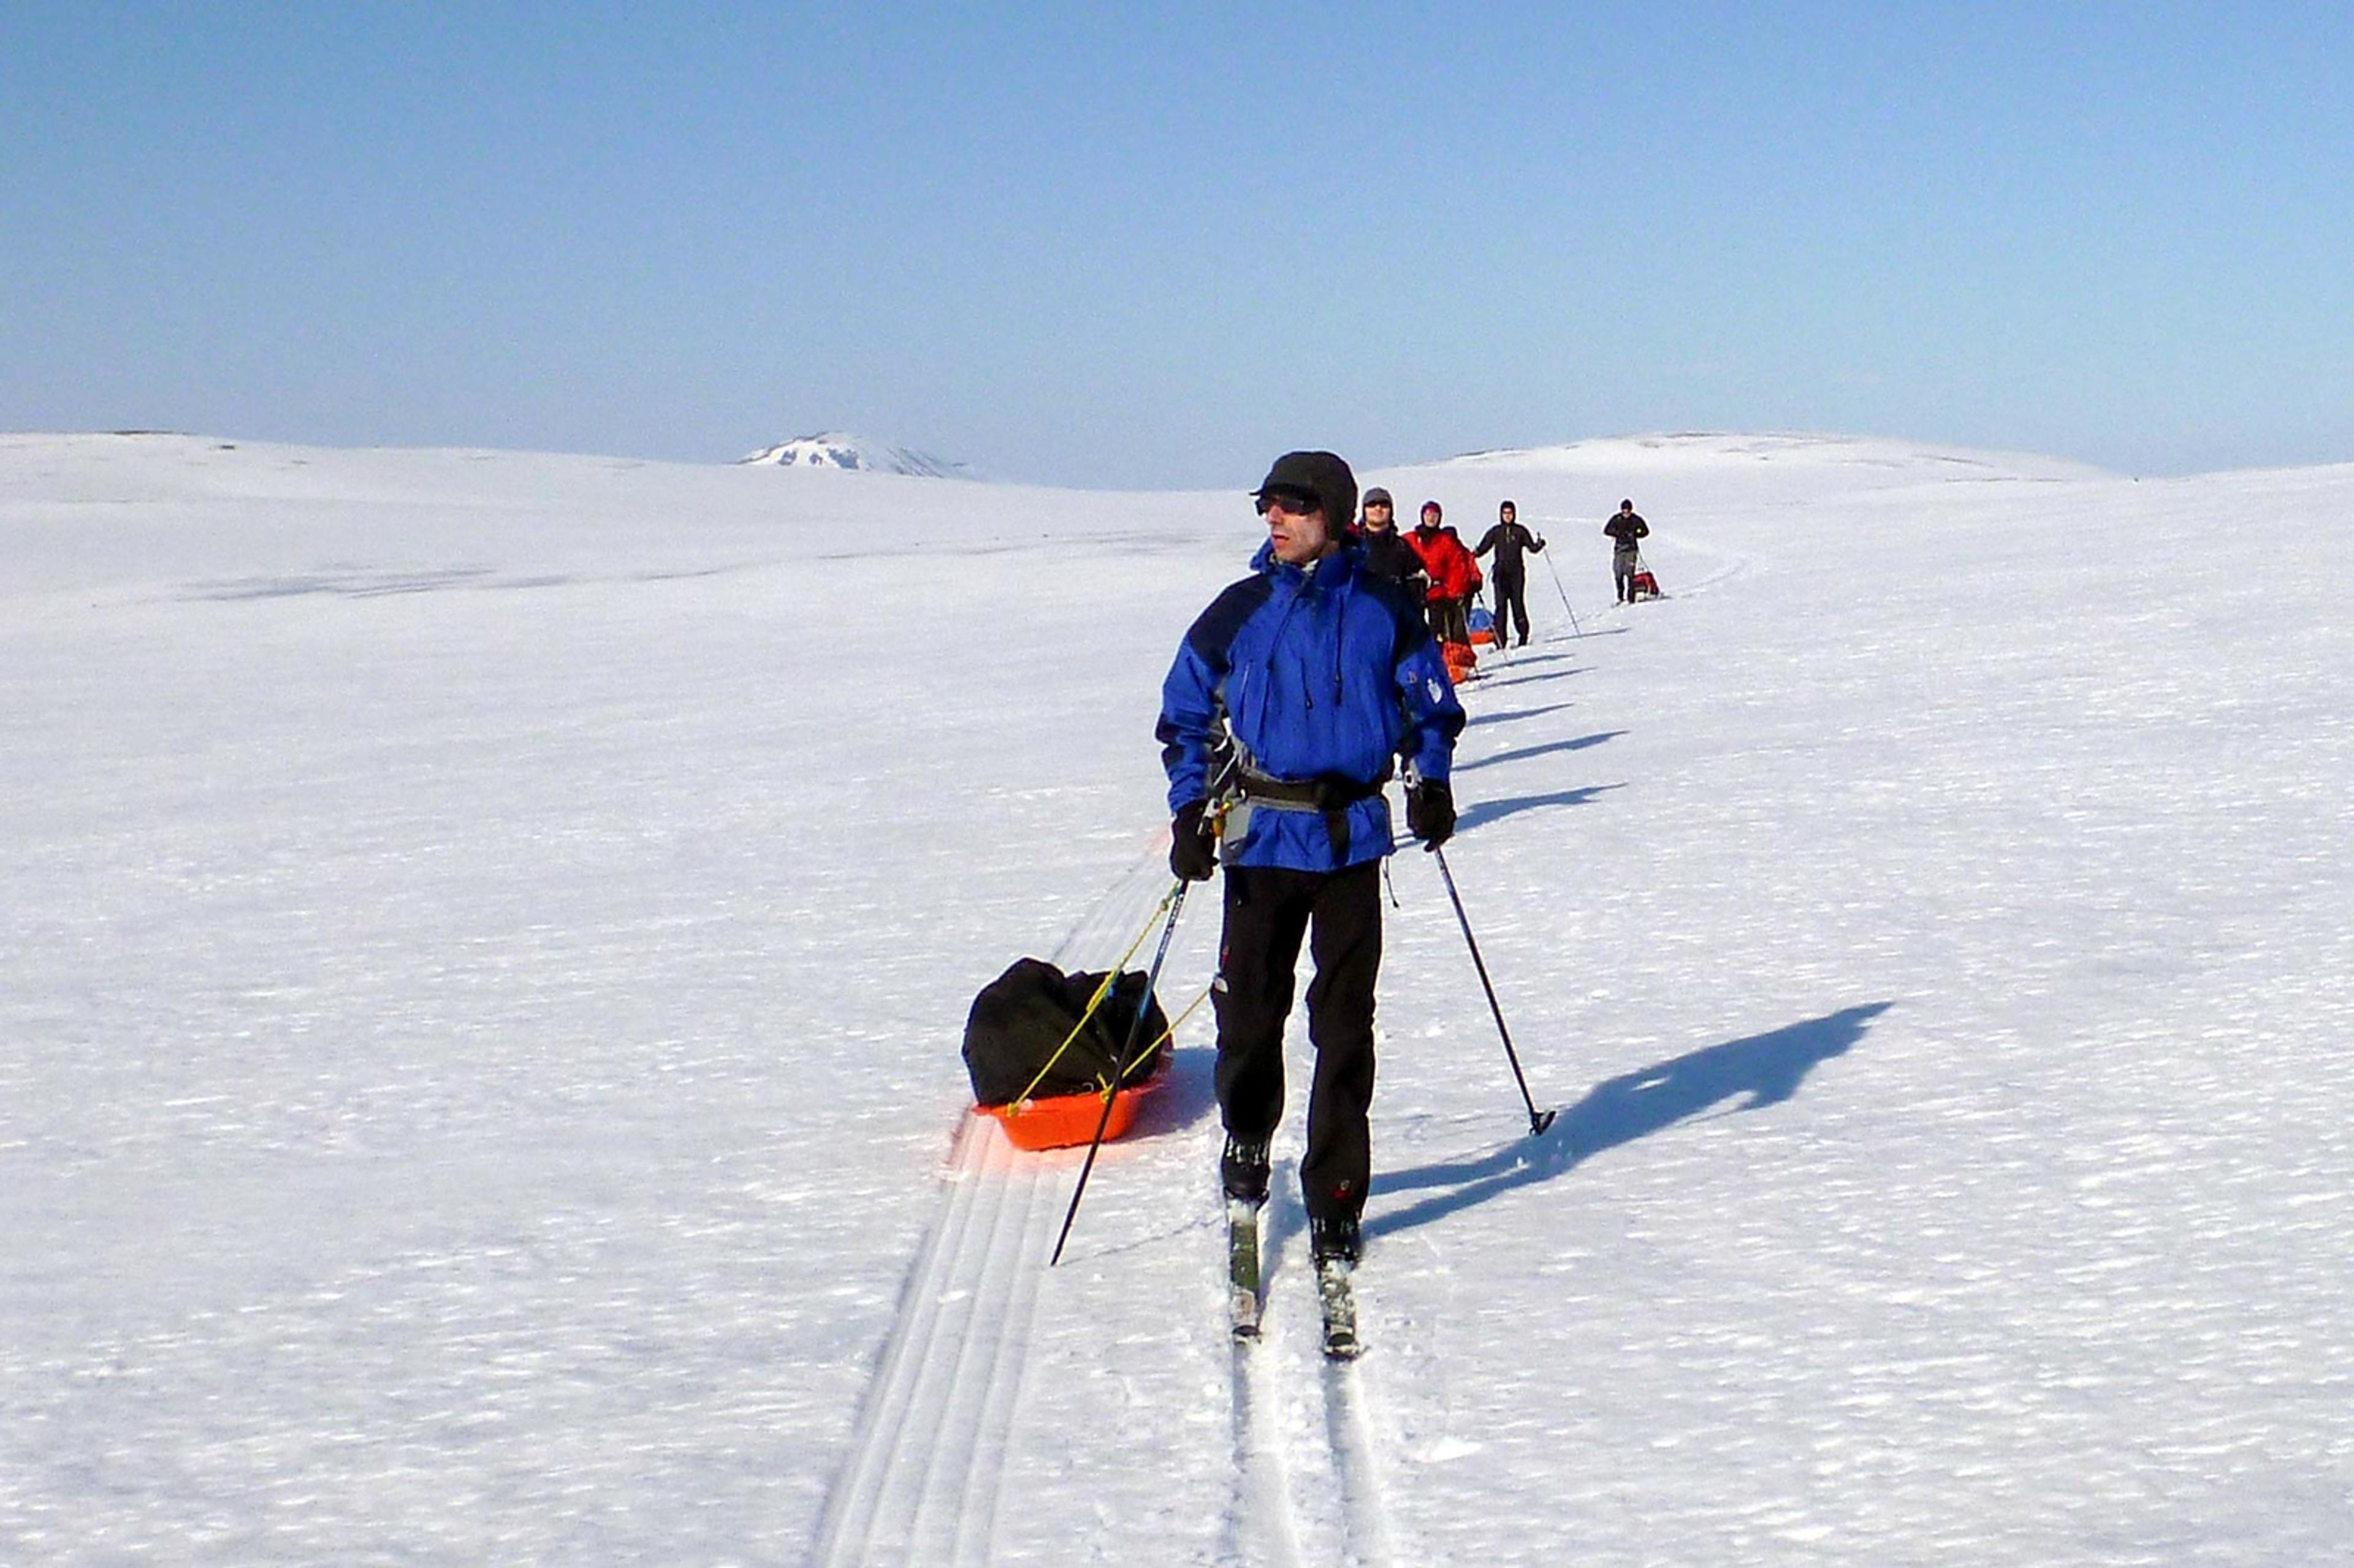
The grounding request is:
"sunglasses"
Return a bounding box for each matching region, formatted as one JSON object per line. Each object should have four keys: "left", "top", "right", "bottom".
{"left": 1256, "top": 488, "right": 1320, "bottom": 517}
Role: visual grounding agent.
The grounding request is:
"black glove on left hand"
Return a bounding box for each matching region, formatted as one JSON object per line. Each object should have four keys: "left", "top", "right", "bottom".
{"left": 1406, "top": 779, "right": 1455, "bottom": 850}
{"left": 1170, "top": 799, "right": 1218, "bottom": 881}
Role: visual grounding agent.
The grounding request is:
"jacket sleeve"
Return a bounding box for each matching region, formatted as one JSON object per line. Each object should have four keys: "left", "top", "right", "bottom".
{"left": 1472, "top": 525, "right": 1499, "bottom": 558}
{"left": 1393, "top": 629, "right": 1466, "bottom": 785}
{"left": 1157, "top": 639, "right": 1222, "bottom": 814}
{"left": 1160, "top": 579, "right": 1268, "bottom": 812}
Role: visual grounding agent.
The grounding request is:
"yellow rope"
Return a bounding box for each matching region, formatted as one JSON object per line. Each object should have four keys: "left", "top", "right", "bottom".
{"left": 1108, "top": 984, "right": 1212, "bottom": 1089}
{"left": 1009, "top": 889, "right": 1171, "bottom": 1106}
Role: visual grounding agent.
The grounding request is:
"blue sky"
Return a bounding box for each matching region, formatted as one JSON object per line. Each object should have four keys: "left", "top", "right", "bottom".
{"left": 5, "top": 2, "right": 2350, "bottom": 486}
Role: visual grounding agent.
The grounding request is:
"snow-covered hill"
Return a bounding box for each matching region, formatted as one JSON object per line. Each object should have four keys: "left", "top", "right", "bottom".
{"left": 3, "top": 428, "right": 2349, "bottom": 1564}
{"left": 1439, "top": 429, "right": 2114, "bottom": 483}
{"left": 738, "top": 429, "right": 974, "bottom": 478}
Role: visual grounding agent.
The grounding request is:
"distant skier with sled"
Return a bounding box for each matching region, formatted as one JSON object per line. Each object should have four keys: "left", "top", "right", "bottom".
{"left": 1352, "top": 485, "right": 1425, "bottom": 592}
{"left": 1159, "top": 451, "right": 1465, "bottom": 1286}
{"left": 1472, "top": 499, "right": 1546, "bottom": 647}
{"left": 1604, "top": 499, "right": 1650, "bottom": 604}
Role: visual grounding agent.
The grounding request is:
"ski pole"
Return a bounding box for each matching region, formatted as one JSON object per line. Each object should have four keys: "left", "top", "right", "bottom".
{"left": 1540, "top": 546, "right": 1583, "bottom": 637}
{"left": 1432, "top": 846, "right": 1556, "bottom": 1136}
{"left": 1049, "top": 878, "right": 1190, "bottom": 1266}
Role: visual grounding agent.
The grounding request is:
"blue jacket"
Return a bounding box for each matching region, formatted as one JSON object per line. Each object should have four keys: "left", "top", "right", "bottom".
{"left": 1159, "top": 541, "right": 1465, "bottom": 871}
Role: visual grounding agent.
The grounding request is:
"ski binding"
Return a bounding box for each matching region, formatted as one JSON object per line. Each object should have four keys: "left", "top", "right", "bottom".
{"left": 1316, "top": 1255, "right": 1361, "bottom": 1360}
{"left": 1227, "top": 1198, "right": 1262, "bottom": 1341}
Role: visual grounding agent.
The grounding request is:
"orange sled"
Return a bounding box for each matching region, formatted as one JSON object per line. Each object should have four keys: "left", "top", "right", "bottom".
{"left": 978, "top": 1056, "right": 1169, "bottom": 1151}
{"left": 1442, "top": 640, "right": 1479, "bottom": 682}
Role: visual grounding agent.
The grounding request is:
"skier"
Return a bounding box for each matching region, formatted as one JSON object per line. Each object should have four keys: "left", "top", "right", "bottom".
{"left": 1406, "top": 500, "right": 1483, "bottom": 647}
{"left": 1472, "top": 499, "right": 1547, "bottom": 647}
{"left": 1604, "top": 498, "right": 1650, "bottom": 604}
{"left": 1352, "top": 485, "right": 1426, "bottom": 590}
{"left": 1158, "top": 451, "right": 1465, "bottom": 1277}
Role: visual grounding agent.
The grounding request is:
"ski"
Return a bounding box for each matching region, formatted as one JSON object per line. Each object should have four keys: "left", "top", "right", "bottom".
{"left": 1227, "top": 1198, "right": 1263, "bottom": 1341}
{"left": 1316, "top": 1255, "right": 1361, "bottom": 1360}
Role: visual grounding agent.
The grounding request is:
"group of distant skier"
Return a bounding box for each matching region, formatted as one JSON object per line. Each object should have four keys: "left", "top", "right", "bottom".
{"left": 1154, "top": 450, "right": 1659, "bottom": 1314}
{"left": 1352, "top": 488, "right": 1654, "bottom": 676}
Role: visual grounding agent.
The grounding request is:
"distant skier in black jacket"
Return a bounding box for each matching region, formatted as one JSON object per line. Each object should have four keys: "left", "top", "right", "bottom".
{"left": 1472, "top": 500, "right": 1546, "bottom": 647}
{"left": 1604, "top": 500, "right": 1650, "bottom": 604}
{"left": 1352, "top": 486, "right": 1426, "bottom": 593}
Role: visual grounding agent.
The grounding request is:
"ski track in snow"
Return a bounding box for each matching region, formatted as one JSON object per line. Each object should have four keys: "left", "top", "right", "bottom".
{"left": 807, "top": 856, "right": 1168, "bottom": 1568}
{"left": 1222, "top": 1201, "right": 1404, "bottom": 1568}
{"left": 818, "top": 857, "right": 1406, "bottom": 1568}
{"left": 809, "top": 1114, "right": 1061, "bottom": 1567}
{"left": 1224, "top": 1318, "right": 1305, "bottom": 1567}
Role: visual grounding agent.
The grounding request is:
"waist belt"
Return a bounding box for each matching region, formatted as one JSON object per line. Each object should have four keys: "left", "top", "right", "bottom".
{"left": 1236, "top": 764, "right": 1393, "bottom": 863}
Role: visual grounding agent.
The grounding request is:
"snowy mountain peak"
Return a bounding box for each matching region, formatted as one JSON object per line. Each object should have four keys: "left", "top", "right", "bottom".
{"left": 737, "top": 432, "right": 974, "bottom": 479}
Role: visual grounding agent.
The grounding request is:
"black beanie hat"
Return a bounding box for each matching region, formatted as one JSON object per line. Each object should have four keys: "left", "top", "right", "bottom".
{"left": 1254, "top": 451, "right": 1357, "bottom": 532}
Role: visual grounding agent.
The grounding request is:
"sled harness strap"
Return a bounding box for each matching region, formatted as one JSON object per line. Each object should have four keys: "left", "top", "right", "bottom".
{"left": 1236, "top": 762, "right": 1393, "bottom": 862}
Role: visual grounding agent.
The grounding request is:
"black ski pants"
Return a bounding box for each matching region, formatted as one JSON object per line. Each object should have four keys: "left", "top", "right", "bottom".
{"left": 1491, "top": 573, "right": 1529, "bottom": 645}
{"left": 1213, "top": 860, "right": 1382, "bottom": 1224}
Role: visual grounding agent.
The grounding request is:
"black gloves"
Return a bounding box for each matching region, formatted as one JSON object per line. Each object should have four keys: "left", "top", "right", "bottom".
{"left": 1170, "top": 799, "right": 1218, "bottom": 881}
{"left": 1406, "top": 779, "right": 1455, "bottom": 850}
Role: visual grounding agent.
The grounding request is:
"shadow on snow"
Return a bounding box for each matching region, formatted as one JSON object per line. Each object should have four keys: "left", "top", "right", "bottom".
{"left": 1365, "top": 1002, "right": 1894, "bottom": 1243}
{"left": 1458, "top": 730, "right": 1626, "bottom": 775}
{"left": 1469, "top": 663, "right": 1591, "bottom": 694}
{"left": 1456, "top": 783, "right": 1621, "bottom": 834}
{"left": 1467, "top": 701, "right": 1579, "bottom": 729}
{"left": 1129, "top": 1045, "right": 1219, "bottom": 1142}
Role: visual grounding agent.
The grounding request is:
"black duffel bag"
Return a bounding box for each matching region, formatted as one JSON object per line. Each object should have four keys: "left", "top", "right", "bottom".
{"left": 962, "top": 958, "right": 1170, "bottom": 1107}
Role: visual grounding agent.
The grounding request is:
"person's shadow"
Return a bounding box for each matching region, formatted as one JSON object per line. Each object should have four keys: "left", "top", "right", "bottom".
{"left": 1469, "top": 701, "right": 1577, "bottom": 730}
{"left": 1455, "top": 783, "right": 1621, "bottom": 834}
{"left": 1366, "top": 1002, "right": 1892, "bottom": 1241}
{"left": 1457, "top": 730, "right": 1625, "bottom": 774}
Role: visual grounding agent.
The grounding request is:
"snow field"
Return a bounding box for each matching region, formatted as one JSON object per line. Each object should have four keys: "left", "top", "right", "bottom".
{"left": 4, "top": 431, "right": 2350, "bottom": 1564}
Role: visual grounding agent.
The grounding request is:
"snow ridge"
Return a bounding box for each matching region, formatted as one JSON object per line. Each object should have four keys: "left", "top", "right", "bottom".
{"left": 1433, "top": 430, "right": 2111, "bottom": 483}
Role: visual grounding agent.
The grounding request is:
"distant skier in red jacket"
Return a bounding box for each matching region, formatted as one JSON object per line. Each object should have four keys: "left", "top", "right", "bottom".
{"left": 1407, "top": 501, "right": 1482, "bottom": 646}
